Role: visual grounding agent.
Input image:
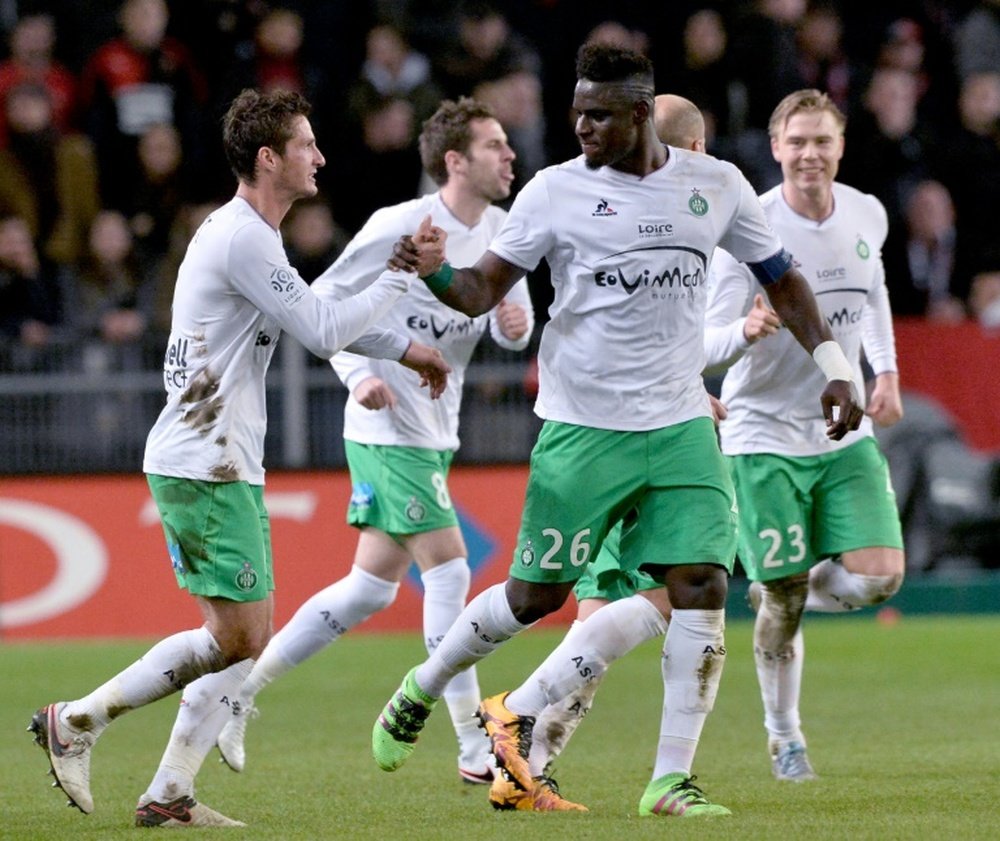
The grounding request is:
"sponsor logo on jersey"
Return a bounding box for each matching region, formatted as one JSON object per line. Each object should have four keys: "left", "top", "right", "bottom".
{"left": 826, "top": 305, "right": 866, "bottom": 327}
{"left": 816, "top": 267, "right": 846, "bottom": 281}
{"left": 255, "top": 331, "right": 273, "bottom": 346}
{"left": 406, "top": 313, "right": 483, "bottom": 341}
{"left": 270, "top": 267, "right": 306, "bottom": 307}
{"left": 688, "top": 188, "right": 709, "bottom": 216}
{"left": 592, "top": 198, "right": 618, "bottom": 217}
{"left": 594, "top": 264, "right": 706, "bottom": 296}
{"left": 637, "top": 218, "right": 674, "bottom": 239}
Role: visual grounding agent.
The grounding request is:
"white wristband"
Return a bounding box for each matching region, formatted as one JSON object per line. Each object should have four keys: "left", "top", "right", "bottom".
{"left": 812, "top": 341, "right": 854, "bottom": 382}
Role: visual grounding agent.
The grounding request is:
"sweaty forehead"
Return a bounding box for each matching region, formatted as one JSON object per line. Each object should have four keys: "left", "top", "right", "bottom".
{"left": 573, "top": 79, "right": 646, "bottom": 111}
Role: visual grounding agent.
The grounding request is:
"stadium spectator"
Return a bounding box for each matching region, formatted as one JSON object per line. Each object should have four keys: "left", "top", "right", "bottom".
{"left": 883, "top": 179, "right": 965, "bottom": 320}
{"left": 430, "top": 1, "right": 543, "bottom": 102}
{"left": 330, "top": 92, "right": 425, "bottom": 234}
{"left": 79, "top": 0, "right": 209, "bottom": 210}
{"left": 28, "top": 87, "right": 450, "bottom": 829}
{"left": 0, "top": 214, "right": 66, "bottom": 358}
{"left": 64, "top": 209, "right": 154, "bottom": 354}
{"left": 346, "top": 22, "right": 443, "bottom": 137}
{"left": 116, "top": 122, "right": 190, "bottom": 263}
{"left": 937, "top": 71, "right": 1000, "bottom": 289}
{"left": 794, "top": 1, "right": 855, "bottom": 116}
{"left": 839, "top": 67, "right": 941, "bottom": 239}
{"left": 0, "top": 81, "right": 100, "bottom": 267}
{"left": 281, "top": 193, "right": 350, "bottom": 284}
{"left": 0, "top": 13, "right": 78, "bottom": 145}
{"left": 969, "top": 266, "right": 1000, "bottom": 328}
{"left": 216, "top": 96, "right": 532, "bottom": 788}
{"left": 952, "top": 0, "right": 1000, "bottom": 80}
{"left": 672, "top": 8, "right": 740, "bottom": 150}
{"left": 371, "top": 43, "right": 862, "bottom": 819}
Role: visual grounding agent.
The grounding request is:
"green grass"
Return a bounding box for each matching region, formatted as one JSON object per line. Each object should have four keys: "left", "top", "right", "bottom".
{"left": 2, "top": 615, "right": 998, "bottom": 840}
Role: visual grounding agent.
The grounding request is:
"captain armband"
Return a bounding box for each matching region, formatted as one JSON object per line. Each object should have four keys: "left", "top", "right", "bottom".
{"left": 420, "top": 262, "right": 453, "bottom": 295}
{"left": 747, "top": 248, "right": 794, "bottom": 286}
{"left": 812, "top": 341, "right": 854, "bottom": 382}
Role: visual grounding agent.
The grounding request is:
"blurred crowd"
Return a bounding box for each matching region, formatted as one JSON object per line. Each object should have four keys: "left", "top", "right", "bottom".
{"left": 3, "top": 0, "right": 1000, "bottom": 376}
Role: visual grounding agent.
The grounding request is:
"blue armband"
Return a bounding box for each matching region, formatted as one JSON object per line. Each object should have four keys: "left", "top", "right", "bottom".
{"left": 747, "top": 248, "right": 794, "bottom": 286}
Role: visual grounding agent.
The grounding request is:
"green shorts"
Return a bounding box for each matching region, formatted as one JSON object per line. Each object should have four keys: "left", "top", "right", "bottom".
{"left": 729, "top": 436, "right": 904, "bottom": 583}
{"left": 345, "top": 441, "right": 458, "bottom": 536}
{"left": 512, "top": 418, "right": 738, "bottom": 585}
{"left": 572, "top": 512, "right": 663, "bottom": 602}
{"left": 146, "top": 474, "right": 273, "bottom": 602}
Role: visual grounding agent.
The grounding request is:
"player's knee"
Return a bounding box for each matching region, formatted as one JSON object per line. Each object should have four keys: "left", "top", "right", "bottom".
{"left": 861, "top": 572, "right": 904, "bottom": 605}
{"left": 420, "top": 557, "right": 471, "bottom": 603}
{"left": 506, "top": 579, "right": 571, "bottom": 623}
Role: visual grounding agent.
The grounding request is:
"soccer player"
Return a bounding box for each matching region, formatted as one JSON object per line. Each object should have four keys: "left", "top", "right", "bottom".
{"left": 28, "top": 88, "right": 450, "bottom": 828}
{"left": 705, "top": 88, "right": 905, "bottom": 781}
{"left": 371, "top": 44, "right": 863, "bottom": 819}
{"left": 215, "top": 97, "right": 533, "bottom": 785}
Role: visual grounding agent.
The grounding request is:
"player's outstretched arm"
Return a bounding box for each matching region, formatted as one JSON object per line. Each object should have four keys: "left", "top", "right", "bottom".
{"left": 765, "top": 267, "right": 864, "bottom": 440}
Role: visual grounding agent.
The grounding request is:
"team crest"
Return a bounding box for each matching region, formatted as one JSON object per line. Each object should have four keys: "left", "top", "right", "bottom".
{"left": 519, "top": 539, "right": 535, "bottom": 567}
{"left": 405, "top": 496, "right": 426, "bottom": 522}
{"left": 688, "top": 189, "right": 709, "bottom": 216}
{"left": 856, "top": 236, "right": 870, "bottom": 259}
{"left": 235, "top": 562, "right": 258, "bottom": 592}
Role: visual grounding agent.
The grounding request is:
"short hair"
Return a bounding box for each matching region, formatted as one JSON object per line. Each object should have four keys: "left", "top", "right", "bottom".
{"left": 418, "top": 96, "right": 497, "bottom": 186}
{"left": 768, "top": 88, "right": 846, "bottom": 139}
{"left": 222, "top": 88, "right": 312, "bottom": 184}
{"left": 575, "top": 43, "right": 654, "bottom": 92}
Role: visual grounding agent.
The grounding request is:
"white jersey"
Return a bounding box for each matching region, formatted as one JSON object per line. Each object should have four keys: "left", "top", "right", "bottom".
{"left": 143, "top": 196, "right": 411, "bottom": 484}
{"left": 705, "top": 182, "right": 897, "bottom": 456}
{"left": 313, "top": 192, "right": 533, "bottom": 451}
{"left": 488, "top": 148, "right": 783, "bottom": 431}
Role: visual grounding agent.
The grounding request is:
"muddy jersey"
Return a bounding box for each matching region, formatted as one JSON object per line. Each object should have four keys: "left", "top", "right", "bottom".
{"left": 313, "top": 191, "right": 533, "bottom": 451}
{"left": 487, "top": 147, "right": 782, "bottom": 431}
{"left": 705, "top": 182, "right": 897, "bottom": 456}
{"left": 143, "top": 196, "right": 411, "bottom": 484}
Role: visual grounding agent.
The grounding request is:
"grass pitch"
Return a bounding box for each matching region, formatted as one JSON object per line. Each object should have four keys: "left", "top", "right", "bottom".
{"left": 2, "top": 614, "right": 998, "bottom": 840}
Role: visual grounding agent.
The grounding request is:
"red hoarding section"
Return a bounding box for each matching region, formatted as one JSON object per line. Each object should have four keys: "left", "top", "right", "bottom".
{"left": 0, "top": 467, "right": 576, "bottom": 640}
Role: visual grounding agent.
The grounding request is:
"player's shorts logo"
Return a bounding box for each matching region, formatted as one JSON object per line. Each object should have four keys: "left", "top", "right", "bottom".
{"left": 235, "top": 562, "right": 258, "bottom": 592}
{"left": 405, "top": 496, "right": 426, "bottom": 522}
{"left": 519, "top": 539, "right": 535, "bottom": 567}
{"left": 688, "top": 189, "right": 709, "bottom": 216}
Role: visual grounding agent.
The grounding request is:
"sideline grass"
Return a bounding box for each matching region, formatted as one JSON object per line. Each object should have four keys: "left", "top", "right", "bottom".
{"left": 2, "top": 614, "right": 998, "bottom": 840}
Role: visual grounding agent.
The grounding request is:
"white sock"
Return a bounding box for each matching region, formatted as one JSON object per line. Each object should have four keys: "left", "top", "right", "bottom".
{"left": 239, "top": 566, "right": 398, "bottom": 704}
{"left": 754, "top": 582, "right": 807, "bottom": 745}
{"left": 66, "top": 627, "right": 225, "bottom": 735}
{"left": 421, "top": 559, "right": 485, "bottom": 766}
{"left": 653, "top": 608, "right": 725, "bottom": 779}
{"left": 527, "top": 620, "right": 597, "bottom": 775}
{"left": 142, "top": 659, "right": 254, "bottom": 804}
{"left": 414, "top": 583, "right": 530, "bottom": 698}
{"left": 806, "top": 558, "right": 903, "bottom": 612}
{"left": 507, "top": 594, "right": 668, "bottom": 717}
